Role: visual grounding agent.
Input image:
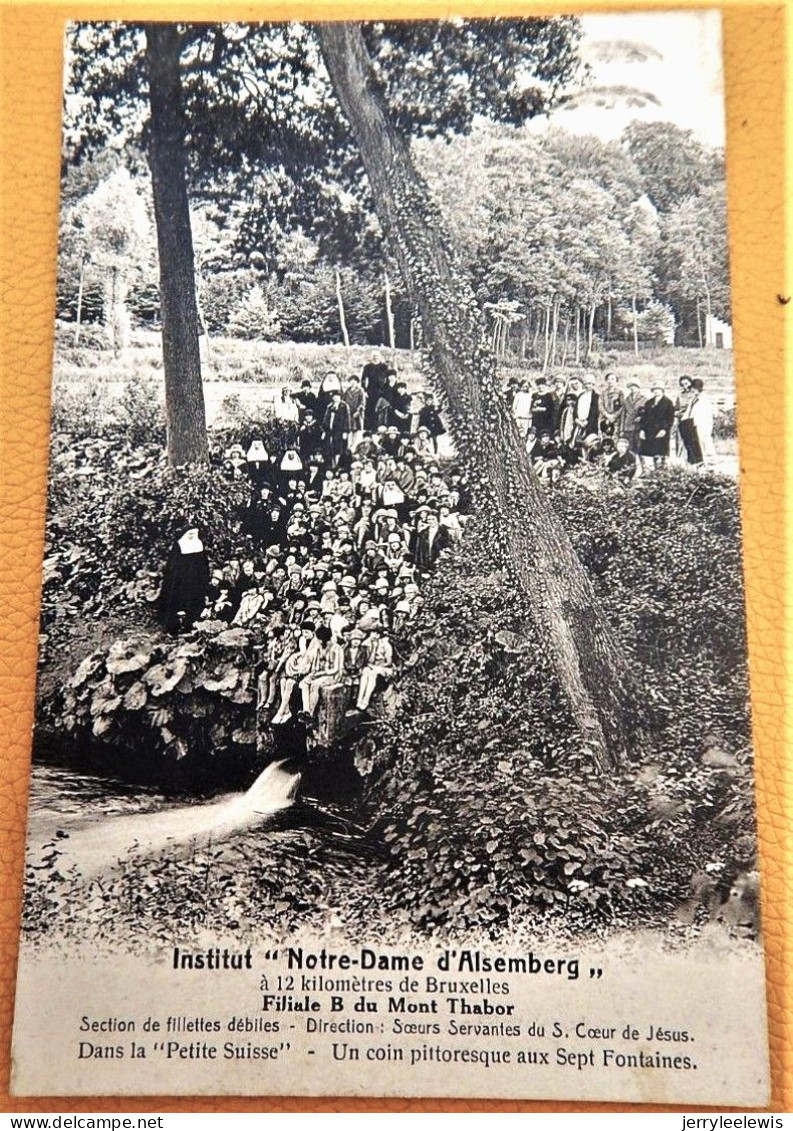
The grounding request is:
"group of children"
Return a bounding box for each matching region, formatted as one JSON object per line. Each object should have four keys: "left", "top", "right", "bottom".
{"left": 160, "top": 367, "right": 466, "bottom": 733}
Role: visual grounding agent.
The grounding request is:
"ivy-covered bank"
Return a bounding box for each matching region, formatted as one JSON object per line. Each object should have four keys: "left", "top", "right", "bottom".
{"left": 27, "top": 400, "right": 758, "bottom": 943}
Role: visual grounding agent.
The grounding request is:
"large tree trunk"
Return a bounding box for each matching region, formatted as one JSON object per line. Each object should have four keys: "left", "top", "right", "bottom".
{"left": 317, "top": 22, "right": 643, "bottom": 770}
{"left": 103, "top": 266, "right": 130, "bottom": 357}
{"left": 145, "top": 23, "right": 209, "bottom": 466}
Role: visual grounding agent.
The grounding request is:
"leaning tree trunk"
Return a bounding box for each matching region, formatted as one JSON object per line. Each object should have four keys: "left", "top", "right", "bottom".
{"left": 317, "top": 22, "right": 644, "bottom": 771}
{"left": 145, "top": 23, "right": 209, "bottom": 466}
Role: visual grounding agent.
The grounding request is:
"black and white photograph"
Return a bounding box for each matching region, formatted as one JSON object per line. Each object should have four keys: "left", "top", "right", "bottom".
{"left": 12, "top": 10, "right": 770, "bottom": 1103}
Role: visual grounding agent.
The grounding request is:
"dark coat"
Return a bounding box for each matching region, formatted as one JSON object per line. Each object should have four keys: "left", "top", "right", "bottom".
{"left": 638, "top": 396, "right": 675, "bottom": 456}
{"left": 530, "top": 392, "right": 556, "bottom": 436}
{"left": 412, "top": 524, "right": 450, "bottom": 571}
{"left": 322, "top": 401, "right": 352, "bottom": 463}
{"left": 246, "top": 458, "right": 274, "bottom": 489}
{"left": 606, "top": 450, "right": 638, "bottom": 482}
{"left": 297, "top": 421, "right": 323, "bottom": 461}
{"left": 390, "top": 390, "right": 413, "bottom": 434}
{"left": 362, "top": 362, "right": 395, "bottom": 430}
{"left": 157, "top": 537, "right": 210, "bottom": 634}
{"left": 293, "top": 389, "right": 318, "bottom": 419}
{"left": 532, "top": 439, "right": 560, "bottom": 463}
{"left": 417, "top": 405, "right": 446, "bottom": 438}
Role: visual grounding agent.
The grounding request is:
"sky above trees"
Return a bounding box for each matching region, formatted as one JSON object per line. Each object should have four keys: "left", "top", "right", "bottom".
{"left": 531, "top": 11, "right": 725, "bottom": 147}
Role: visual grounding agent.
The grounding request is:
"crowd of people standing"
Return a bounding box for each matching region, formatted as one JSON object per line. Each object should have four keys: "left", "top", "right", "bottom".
{"left": 508, "top": 371, "right": 718, "bottom": 486}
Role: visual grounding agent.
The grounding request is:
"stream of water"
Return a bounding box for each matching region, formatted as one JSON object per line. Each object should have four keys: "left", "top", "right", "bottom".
{"left": 26, "top": 761, "right": 302, "bottom": 878}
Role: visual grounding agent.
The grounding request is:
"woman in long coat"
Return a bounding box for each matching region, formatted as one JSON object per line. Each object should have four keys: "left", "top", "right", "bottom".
{"left": 637, "top": 385, "right": 675, "bottom": 468}
{"left": 675, "top": 376, "right": 703, "bottom": 465}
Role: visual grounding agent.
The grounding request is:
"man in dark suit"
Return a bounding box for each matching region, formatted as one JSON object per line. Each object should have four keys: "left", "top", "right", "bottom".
{"left": 361, "top": 351, "right": 395, "bottom": 433}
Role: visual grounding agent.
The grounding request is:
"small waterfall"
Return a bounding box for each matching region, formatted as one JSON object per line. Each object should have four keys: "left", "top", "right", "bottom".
{"left": 230, "top": 759, "right": 302, "bottom": 817}
{"left": 29, "top": 760, "right": 302, "bottom": 879}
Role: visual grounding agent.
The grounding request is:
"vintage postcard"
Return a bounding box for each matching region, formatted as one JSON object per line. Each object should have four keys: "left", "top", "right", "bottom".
{"left": 11, "top": 10, "right": 770, "bottom": 1103}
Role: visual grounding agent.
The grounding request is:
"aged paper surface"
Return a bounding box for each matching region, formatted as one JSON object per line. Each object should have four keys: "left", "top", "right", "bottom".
{"left": 0, "top": 0, "right": 789, "bottom": 1114}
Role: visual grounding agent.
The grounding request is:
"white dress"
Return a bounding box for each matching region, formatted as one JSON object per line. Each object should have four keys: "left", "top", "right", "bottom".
{"left": 691, "top": 392, "right": 716, "bottom": 462}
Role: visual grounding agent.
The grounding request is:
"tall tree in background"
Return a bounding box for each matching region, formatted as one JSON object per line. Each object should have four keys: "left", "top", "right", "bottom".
{"left": 317, "top": 21, "right": 643, "bottom": 771}
{"left": 145, "top": 24, "right": 208, "bottom": 465}
{"left": 622, "top": 120, "right": 723, "bottom": 213}
{"left": 66, "top": 19, "right": 583, "bottom": 462}
{"left": 662, "top": 184, "right": 730, "bottom": 342}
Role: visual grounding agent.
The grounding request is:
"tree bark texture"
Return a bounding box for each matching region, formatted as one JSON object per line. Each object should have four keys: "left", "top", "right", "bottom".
{"left": 317, "top": 22, "right": 643, "bottom": 770}
{"left": 587, "top": 302, "right": 596, "bottom": 355}
{"left": 145, "top": 23, "right": 209, "bottom": 466}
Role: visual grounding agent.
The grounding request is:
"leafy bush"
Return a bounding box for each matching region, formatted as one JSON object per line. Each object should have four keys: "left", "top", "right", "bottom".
{"left": 23, "top": 824, "right": 387, "bottom": 947}
{"left": 56, "top": 624, "right": 260, "bottom": 784}
{"left": 227, "top": 284, "right": 282, "bottom": 341}
{"left": 40, "top": 441, "right": 252, "bottom": 671}
{"left": 54, "top": 319, "right": 109, "bottom": 353}
{"left": 49, "top": 372, "right": 165, "bottom": 444}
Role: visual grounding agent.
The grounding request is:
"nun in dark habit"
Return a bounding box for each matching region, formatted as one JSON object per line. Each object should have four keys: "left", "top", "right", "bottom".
{"left": 157, "top": 524, "right": 211, "bottom": 634}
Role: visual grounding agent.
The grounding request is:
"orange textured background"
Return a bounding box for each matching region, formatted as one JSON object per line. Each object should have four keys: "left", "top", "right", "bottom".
{"left": 0, "top": 0, "right": 789, "bottom": 1113}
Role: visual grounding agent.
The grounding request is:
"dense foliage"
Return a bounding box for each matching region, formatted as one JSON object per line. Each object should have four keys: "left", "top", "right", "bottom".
{"left": 57, "top": 119, "right": 728, "bottom": 355}
{"left": 355, "top": 473, "right": 755, "bottom": 934}
{"left": 56, "top": 625, "right": 260, "bottom": 787}
{"left": 24, "top": 822, "right": 388, "bottom": 946}
{"left": 40, "top": 386, "right": 290, "bottom": 673}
